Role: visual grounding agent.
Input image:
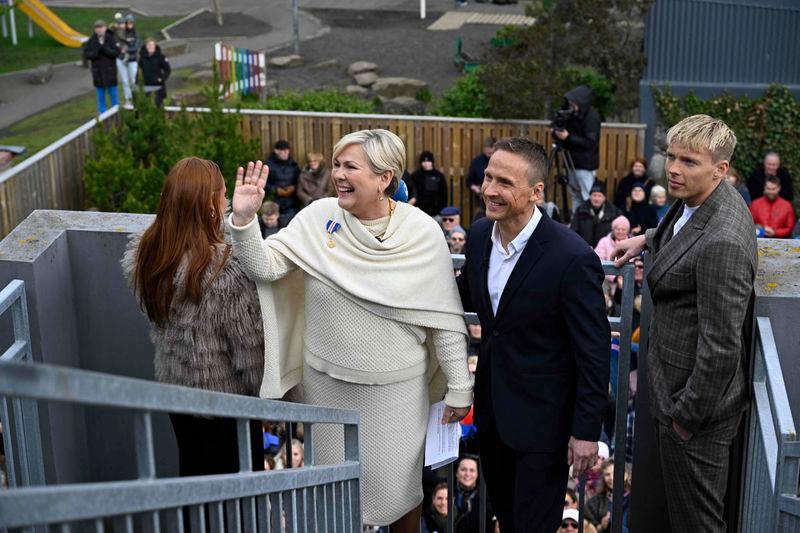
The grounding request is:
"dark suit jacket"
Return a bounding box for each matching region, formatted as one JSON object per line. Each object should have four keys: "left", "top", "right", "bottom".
{"left": 644, "top": 181, "right": 757, "bottom": 435}
{"left": 456, "top": 211, "right": 610, "bottom": 452}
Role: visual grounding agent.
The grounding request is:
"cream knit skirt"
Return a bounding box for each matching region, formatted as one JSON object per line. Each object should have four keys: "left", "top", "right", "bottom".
{"left": 303, "top": 365, "right": 428, "bottom": 526}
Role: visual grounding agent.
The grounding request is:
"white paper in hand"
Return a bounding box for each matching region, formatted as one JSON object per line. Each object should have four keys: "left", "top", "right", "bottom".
{"left": 424, "top": 400, "right": 461, "bottom": 469}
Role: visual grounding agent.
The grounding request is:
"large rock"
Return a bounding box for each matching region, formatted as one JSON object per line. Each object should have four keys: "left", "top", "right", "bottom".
{"left": 159, "top": 39, "right": 190, "bottom": 57}
{"left": 269, "top": 55, "right": 304, "bottom": 68}
{"left": 266, "top": 80, "right": 279, "bottom": 97}
{"left": 347, "top": 61, "right": 377, "bottom": 76}
{"left": 353, "top": 71, "right": 379, "bottom": 87}
{"left": 346, "top": 85, "right": 369, "bottom": 97}
{"left": 312, "top": 59, "right": 339, "bottom": 69}
{"left": 27, "top": 64, "right": 53, "bottom": 85}
{"left": 382, "top": 96, "right": 427, "bottom": 116}
{"left": 372, "top": 77, "right": 428, "bottom": 100}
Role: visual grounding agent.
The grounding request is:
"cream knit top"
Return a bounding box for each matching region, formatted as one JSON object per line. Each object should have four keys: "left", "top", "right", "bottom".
{"left": 229, "top": 202, "right": 473, "bottom": 408}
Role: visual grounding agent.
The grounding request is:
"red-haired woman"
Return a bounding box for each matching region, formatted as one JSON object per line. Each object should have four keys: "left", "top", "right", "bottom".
{"left": 122, "top": 156, "right": 265, "bottom": 476}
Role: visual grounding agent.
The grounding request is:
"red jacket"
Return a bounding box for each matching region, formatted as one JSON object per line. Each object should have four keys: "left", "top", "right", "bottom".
{"left": 749, "top": 196, "right": 795, "bottom": 238}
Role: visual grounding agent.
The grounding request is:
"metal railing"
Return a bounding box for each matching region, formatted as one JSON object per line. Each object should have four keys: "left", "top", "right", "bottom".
{"left": 741, "top": 317, "right": 800, "bottom": 532}
{"left": 0, "top": 279, "right": 45, "bottom": 489}
{"left": 445, "top": 257, "right": 635, "bottom": 533}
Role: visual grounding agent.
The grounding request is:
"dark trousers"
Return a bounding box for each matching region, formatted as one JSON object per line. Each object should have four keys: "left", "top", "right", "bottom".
{"left": 169, "top": 414, "right": 264, "bottom": 476}
{"left": 478, "top": 421, "right": 569, "bottom": 533}
{"left": 656, "top": 415, "right": 741, "bottom": 533}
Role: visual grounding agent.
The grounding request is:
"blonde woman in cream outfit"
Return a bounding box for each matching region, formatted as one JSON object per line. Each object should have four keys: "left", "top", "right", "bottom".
{"left": 229, "top": 129, "right": 474, "bottom": 532}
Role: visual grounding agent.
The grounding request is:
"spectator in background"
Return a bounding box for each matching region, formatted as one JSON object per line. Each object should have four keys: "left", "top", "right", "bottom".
{"left": 411, "top": 151, "right": 448, "bottom": 216}
{"left": 571, "top": 182, "right": 623, "bottom": 248}
{"left": 748, "top": 152, "right": 794, "bottom": 203}
{"left": 467, "top": 137, "right": 496, "bottom": 205}
{"left": 564, "top": 488, "right": 578, "bottom": 510}
{"left": 725, "top": 167, "right": 751, "bottom": 206}
{"left": 453, "top": 456, "right": 493, "bottom": 532}
{"left": 585, "top": 460, "right": 630, "bottom": 533}
{"left": 266, "top": 140, "right": 300, "bottom": 226}
{"left": 449, "top": 227, "right": 467, "bottom": 254}
{"left": 138, "top": 39, "right": 170, "bottom": 107}
{"left": 259, "top": 201, "right": 280, "bottom": 238}
{"left": 439, "top": 206, "right": 461, "bottom": 237}
{"left": 119, "top": 15, "right": 139, "bottom": 103}
{"left": 83, "top": 20, "right": 120, "bottom": 114}
{"left": 421, "top": 482, "right": 449, "bottom": 533}
{"left": 624, "top": 182, "right": 659, "bottom": 236}
{"left": 535, "top": 189, "right": 562, "bottom": 222}
{"left": 297, "top": 152, "right": 333, "bottom": 207}
{"left": 560, "top": 508, "right": 598, "bottom": 533}
{"left": 749, "top": 176, "right": 795, "bottom": 238}
{"left": 649, "top": 185, "right": 669, "bottom": 222}
{"left": 112, "top": 14, "right": 131, "bottom": 103}
{"left": 275, "top": 438, "right": 304, "bottom": 469}
{"left": 594, "top": 215, "right": 630, "bottom": 262}
{"left": 614, "top": 158, "right": 649, "bottom": 211}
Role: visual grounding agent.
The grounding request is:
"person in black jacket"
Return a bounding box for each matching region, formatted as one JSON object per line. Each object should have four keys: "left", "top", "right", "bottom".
{"left": 83, "top": 20, "right": 121, "bottom": 114}
{"left": 265, "top": 140, "right": 301, "bottom": 226}
{"left": 747, "top": 152, "right": 794, "bottom": 202}
{"left": 553, "top": 86, "right": 602, "bottom": 212}
{"left": 457, "top": 137, "right": 610, "bottom": 533}
{"left": 410, "top": 151, "right": 448, "bottom": 217}
{"left": 623, "top": 182, "right": 659, "bottom": 236}
{"left": 138, "top": 39, "right": 171, "bottom": 106}
{"left": 571, "top": 182, "right": 623, "bottom": 248}
{"left": 466, "top": 136, "right": 496, "bottom": 208}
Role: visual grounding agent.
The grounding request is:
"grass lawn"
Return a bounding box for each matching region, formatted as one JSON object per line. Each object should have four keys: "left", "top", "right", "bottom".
{"left": 0, "top": 7, "right": 177, "bottom": 74}
{"left": 0, "top": 67, "right": 201, "bottom": 165}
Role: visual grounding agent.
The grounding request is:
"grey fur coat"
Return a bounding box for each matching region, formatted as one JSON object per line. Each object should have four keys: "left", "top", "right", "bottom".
{"left": 122, "top": 234, "right": 264, "bottom": 396}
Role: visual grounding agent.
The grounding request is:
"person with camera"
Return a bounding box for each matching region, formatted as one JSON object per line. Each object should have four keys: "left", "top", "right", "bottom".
{"left": 552, "top": 86, "right": 602, "bottom": 213}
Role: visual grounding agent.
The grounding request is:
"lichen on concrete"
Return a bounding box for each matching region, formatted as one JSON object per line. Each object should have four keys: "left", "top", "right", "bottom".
{"left": 756, "top": 239, "right": 800, "bottom": 298}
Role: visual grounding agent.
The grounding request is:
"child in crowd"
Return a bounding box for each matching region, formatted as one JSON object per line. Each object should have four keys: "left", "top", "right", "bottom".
{"left": 258, "top": 201, "right": 280, "bottom": 238}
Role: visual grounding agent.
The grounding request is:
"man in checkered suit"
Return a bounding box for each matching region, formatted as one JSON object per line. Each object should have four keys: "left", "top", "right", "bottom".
{"left": 614, "top": 114, "right": 757, "bottom": 532}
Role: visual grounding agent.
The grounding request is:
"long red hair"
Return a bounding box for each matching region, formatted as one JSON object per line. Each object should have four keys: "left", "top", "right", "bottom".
{"left": 134, "top": 157, "right": 229, "bottom": 326}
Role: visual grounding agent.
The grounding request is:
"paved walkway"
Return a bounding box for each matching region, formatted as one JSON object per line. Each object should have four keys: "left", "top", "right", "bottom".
{"left": 0, "top": 0, "right": 527, "bottom": 131}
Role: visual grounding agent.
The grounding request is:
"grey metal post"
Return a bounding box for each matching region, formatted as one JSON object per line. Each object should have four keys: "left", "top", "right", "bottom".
{"left": 9, "top": 0, "right": 17, "bottom": 46}
{"left": 291, "top": 0, "right": 300, "bottom": 56}
{"left": 26, "top": 13, "right": 31, "bottom": 38}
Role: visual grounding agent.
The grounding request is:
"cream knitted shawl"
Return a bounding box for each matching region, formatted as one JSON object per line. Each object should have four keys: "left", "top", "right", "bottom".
{"left": 231, "top": 198, "right": 468, "bottom": 400}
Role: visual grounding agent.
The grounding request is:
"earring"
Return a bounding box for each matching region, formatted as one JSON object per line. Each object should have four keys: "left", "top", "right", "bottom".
{"left": 378, "top": 189, "right": 385, "bottom": 202}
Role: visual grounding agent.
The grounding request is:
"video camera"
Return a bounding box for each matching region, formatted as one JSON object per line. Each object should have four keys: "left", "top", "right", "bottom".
{"left": 550, "top": 104, "right": 577, "bottom": 131}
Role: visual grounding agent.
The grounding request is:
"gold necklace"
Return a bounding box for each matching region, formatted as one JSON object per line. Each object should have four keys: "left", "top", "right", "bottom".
{"left": 376, "top": 199, "right": 395, "bottom": 242}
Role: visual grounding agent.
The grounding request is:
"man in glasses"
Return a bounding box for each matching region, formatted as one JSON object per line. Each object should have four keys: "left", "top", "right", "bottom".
{"left": 559, "top": 508, "right": 580, "bottom": 532}
{"left": 439, "top": 206, "right": 461, "bottom": 237}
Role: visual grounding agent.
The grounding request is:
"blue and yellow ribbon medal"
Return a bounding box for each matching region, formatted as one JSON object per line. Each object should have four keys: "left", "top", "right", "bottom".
{"left": 325, "top": 219, "right": 341, "bottom": 248}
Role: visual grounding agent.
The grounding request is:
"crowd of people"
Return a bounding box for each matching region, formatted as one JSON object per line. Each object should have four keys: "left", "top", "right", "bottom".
{"left": 83, "top": 13, "right": 171, "bottom": 113}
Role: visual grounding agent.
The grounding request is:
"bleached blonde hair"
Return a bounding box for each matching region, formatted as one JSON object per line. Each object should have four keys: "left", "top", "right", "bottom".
{"left": 666, "top": 114, "right": 737, "bottom": 162}
{"left": 332, "top": 129, "right": 405, "bottom": 196}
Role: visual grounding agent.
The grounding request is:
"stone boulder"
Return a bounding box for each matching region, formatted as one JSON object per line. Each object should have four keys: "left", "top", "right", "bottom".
{"left": 353, "top": 71, "right": 379, "bottom": 87}
{"left": 382, "top": 96, "right": 427, "bottom": 116}
{"left": 159, "top": 39, "right": 190, "bottom": 57}
{"left": 347, "top": 61, "right": 378, "bottom": 76}
{"left": 346, "top": 85, "right": 369, "bottom": 97}
{"left": 372, "top": 77, "right": 428, "bottom": 100}
{"left": 269, "top": 55, "right": 304, "bottom": 68}
{"left": 27, "top": 64, "right": 53, "bottom": 85}
{"left": 312, "top": 59, "right": 339, "bottom": 69}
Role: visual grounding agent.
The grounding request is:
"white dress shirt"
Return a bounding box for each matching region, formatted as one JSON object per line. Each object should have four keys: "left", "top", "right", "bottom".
{"left": 488, "top": 208, "right": 543, "bottom": 315}
{"left": 672, "top": 204, "right": 699, "bottom": 237}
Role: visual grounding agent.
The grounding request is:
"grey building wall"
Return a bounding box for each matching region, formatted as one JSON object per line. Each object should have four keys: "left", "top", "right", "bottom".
{"left": 640, "top": 0, "right": 800, "bottom": 156}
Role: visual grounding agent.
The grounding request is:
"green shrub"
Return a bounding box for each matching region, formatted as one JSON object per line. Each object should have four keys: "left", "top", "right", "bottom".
{"left": 429, "top": 70, "right": 489, "bottom": 118}
{"left": 247, "top": 89, "right": 373, "bottom": 114}
{"left": 653, "top": 84, "right": 800, "bottom": 205}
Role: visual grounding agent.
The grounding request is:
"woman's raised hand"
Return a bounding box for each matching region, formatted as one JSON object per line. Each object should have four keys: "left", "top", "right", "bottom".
{"left": 232, "top": 161, "right": 269, "bottom": 227}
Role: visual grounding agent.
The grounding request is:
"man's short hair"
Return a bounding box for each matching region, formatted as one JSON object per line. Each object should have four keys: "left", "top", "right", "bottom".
{"left": 484, "top": 136, "right": 497, "bottom": 148}
{"left": 274, "top": 140, "right": 290, "bottom": 150}
{"left": 261, "top": 201, "right": 279, "bottom": 216}
{"left": 666, "top": 114, "right": 737, "bottom": 162}
{"left": 765, "top": 176, "right": 781, "bottom": 188}
{"left": 492, "top": 137, "right": 548, "bottom": 185}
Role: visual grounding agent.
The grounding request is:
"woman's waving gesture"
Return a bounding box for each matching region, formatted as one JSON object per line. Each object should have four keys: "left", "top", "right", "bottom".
{"left": 232, "top": 160, "right": 270, "bottom": 226}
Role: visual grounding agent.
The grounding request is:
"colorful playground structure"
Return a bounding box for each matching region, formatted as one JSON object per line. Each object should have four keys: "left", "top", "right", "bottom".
{"left": 214, "top": 42, "right": 267, "bottom": 100}
{"left": 1, "top": 0, "right": 88, "bottom": 48}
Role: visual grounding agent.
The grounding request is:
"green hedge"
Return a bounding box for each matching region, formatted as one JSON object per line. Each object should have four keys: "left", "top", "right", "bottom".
{"left": 653, "top": 84, "right": 800, "bottom": 204}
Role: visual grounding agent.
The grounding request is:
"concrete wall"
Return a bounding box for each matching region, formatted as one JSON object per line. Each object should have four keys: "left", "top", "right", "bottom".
{"left": 0, "top": 210, "right": 180, "bottom": 484}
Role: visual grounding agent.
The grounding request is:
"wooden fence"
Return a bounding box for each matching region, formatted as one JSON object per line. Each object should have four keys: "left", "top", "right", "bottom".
{"left": 0, "top": 107, "right": 646, "bottom": 238}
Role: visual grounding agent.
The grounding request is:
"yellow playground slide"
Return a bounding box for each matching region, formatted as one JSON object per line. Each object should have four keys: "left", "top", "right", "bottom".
{"left": 17, "top": 0, "right": 88, "bottom": 48}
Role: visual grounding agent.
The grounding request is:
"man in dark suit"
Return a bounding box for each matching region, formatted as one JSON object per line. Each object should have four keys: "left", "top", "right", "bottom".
{"left": 456, "top": 137, "right": 610, "bottom": 533}
{"left": 615, "top": 115, "right": 757, "bottom": 532}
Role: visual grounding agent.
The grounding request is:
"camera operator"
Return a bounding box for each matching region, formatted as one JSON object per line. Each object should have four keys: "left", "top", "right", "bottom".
{"left": 552, "top": 85, "right": 601, "bottom": 213}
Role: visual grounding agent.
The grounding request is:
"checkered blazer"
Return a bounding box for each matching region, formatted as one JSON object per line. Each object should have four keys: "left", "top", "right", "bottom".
{"left": 644, "top": 180, "right": 757, "bottom": 435}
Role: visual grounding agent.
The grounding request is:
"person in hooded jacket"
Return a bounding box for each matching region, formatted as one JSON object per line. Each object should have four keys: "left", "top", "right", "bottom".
{"left": 553, "top": 86, "right": 602, "bottom": 212}
{"left": 266, "top": 140, "right": 301, "bottom": 226}
{"left": 623, "top": 182, "right": 659, "bottom": 236}
{"left": 138, "top": 39, "right": 171, "bottom": 106}
{"left": 410, "top": 151, "right": 448, "bottom": 217}
{"left": 297, "top": 152, "right": 334, "bottom": 206}
{"left": 83, "top": 20, "right": 121, "bottom": 114}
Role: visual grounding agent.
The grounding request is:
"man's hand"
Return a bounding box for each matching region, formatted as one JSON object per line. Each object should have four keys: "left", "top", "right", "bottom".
{"left": 672, "top": 420, "right": 692, "bottom": 441}
{"left": 612, "top": 234, "right": 646, "bottom": 268}
{"left": 567, "top": 437, "right": 598, "bottom": 477}
{"left": 554, "top": 129, "right": 569, "bottom": 141}
{"left": 764, "top": 226, "right": 775, "bottom": 237}
{"left": 442, "top": 405, "right": 470, "bottom": 424}
{"left": 232, "top": 161, "right": 269, "bottom": 227}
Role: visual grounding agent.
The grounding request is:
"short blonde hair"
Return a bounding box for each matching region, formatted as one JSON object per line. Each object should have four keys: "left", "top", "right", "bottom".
{"left": 666, "top": 114, "right": 737, "bottom": 162}
{"left": 649, "top": 184, "right": 667, "bottom": 201}
{"left": 332, "top": 129, "right": 405, "bottom": 196}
